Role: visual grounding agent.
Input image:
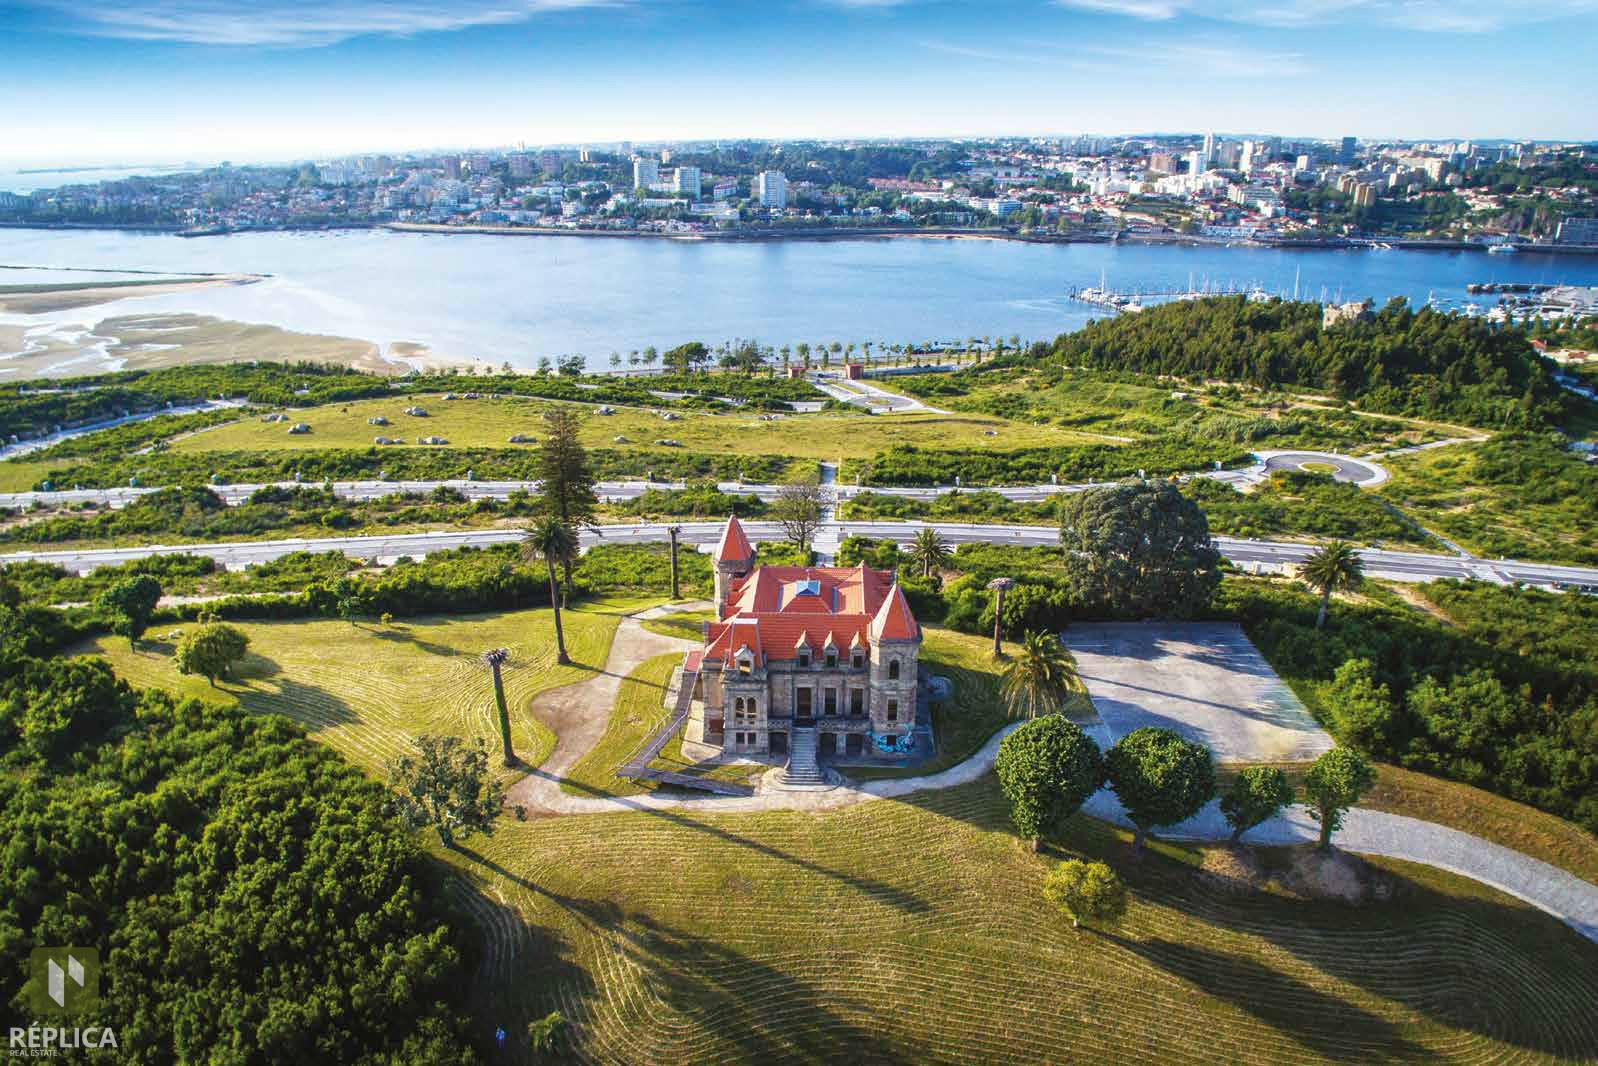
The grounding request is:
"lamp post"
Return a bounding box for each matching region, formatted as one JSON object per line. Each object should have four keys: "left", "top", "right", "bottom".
{"left": 483, "top": 648, "right": 515, "bottom": 767}
{"left": 987, "top": 577, "right": 1014, "bottom": 659}
{"left": 667, "top": 524, "right": 683, "bottom": 601}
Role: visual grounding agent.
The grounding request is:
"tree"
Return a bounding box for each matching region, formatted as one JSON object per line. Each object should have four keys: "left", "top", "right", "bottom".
{"left": 1220, "top": 766, "right": 1294, "bottom": 843}
{"left": 1303, "top": 746, "right": 1375, "bottom": 851}
{"left": 986, "top": 576, "right": 1014, "bottom": 658}
{"left": 994, "top": 716, "right": 1105, "bottom": 850}
{"left": 772, "top": 471, "right": 829, "bottom": 555}
{"left": 1043, "top": 860, "right": 1128, "bottom": 928}
{"left": 1104, "top": 727, "right": 1216, "bottom": 855}
{"left": 527, "top": 1012, "right": 567, "bottom": 1056}
{"left": 483, "top": 648, "right": 515, "bottom": 766}
{"left": 1324, "top": 658, "right": 1397, "bottom": 751}
{"left": 538, "top": 407, "right": 598, "bottom": 595}
{"left": 95, "top": 574, "right": 161, "bottom": 647}
{"left": 1058, "top": 481, "right": 1222, "bottom": 619}
{"left": 522, "top": 516, "right": 577, "bottom": 664}
{"left": 1001, "top": 630, "right": 1080, "bottom": 720}
{"left": 1300, "top": 540, "right": 1365, "bottom": 629}
{"left": 907, "top": 526, "right": 951, "bottom": 578}
{"left": 667, "top": 524, "right": 683, "bottom": 600}
{"left": 174, "top": 623, "right": 251, "bottom": 687}
{"left": 663, "top": 341, "right": 709, "bottom": 373}
{"left": 387, "top": 734, "right": 504, "bottom": 847}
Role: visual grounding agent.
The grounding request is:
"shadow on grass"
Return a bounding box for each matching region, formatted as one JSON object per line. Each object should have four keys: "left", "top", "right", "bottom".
{"left": 233, "top": 676, "right": 361, "bottom": 730}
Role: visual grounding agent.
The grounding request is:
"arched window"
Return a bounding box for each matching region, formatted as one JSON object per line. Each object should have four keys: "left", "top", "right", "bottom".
{"left": 888, "top": 659, "right": 900, "bottom": 680}
{"left": 734, "top": 697, "right": 745, "bottom": 716}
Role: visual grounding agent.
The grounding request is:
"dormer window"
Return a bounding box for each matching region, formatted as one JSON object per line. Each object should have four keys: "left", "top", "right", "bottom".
{"left": 798, "top": 651, "right": 811, "bottom": 668}
{"left": 736, "top": 648, "right": 754, "bottom": 674}
{"left": 851, "top": 651, "right": 864, "bottom": 669}
{"left": 825, "top": 650, "right": 838, "bottom": 668}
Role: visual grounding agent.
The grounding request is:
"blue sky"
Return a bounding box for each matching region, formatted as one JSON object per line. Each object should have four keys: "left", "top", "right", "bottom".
{"left": 2, "top": 0, "right": 1594, "bottom": 165}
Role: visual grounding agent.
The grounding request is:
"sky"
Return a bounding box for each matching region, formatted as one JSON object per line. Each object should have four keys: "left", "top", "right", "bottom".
{"left": 1, "top": 0, "right": 1594, "bottom": 166}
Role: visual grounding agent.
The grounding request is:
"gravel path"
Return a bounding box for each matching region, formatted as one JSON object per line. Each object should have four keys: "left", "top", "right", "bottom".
{"left": 504, "top": 614, "right": 1598, "bottom": 945}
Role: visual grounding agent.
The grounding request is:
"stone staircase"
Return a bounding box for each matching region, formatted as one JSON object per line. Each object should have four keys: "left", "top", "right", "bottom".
{"left": 776, "top": 727, "right": 828, "bottom": 788}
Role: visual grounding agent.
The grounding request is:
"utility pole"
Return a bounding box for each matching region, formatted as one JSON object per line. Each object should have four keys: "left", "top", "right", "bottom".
{"left": 667, "top": 524, "right": 683, "bottom": 600}
{"left": 483, "top": 648, "right": 515, "bottom": 766}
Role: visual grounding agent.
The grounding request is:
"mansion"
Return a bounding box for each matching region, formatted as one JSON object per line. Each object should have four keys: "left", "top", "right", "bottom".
{"left": 683, "top": 516, "right": 923, "bottom": 761}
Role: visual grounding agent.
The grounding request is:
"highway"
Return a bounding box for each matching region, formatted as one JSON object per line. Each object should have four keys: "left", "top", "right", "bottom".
{"left": 4, "top": 518, "right": 1595, "bottom": 590}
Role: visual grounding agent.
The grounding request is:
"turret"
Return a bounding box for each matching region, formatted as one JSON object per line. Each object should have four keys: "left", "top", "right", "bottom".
{"left": 713, "top": 515, "right": 757, "bottom": 607}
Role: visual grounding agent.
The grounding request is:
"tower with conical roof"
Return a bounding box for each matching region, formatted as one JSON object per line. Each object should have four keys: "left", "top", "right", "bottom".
{"left": 713, "top": 515, "right": 757, "bottom": 607}
{"left": 867, "top": 583, "right": 921, "bottom": 747}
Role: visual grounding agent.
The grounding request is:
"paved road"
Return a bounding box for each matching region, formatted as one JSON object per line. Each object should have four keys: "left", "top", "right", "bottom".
{"left": 0, "top": 398, "right": 249, "bottom": 462}
{"left": 1257, "top": 450, "right": 1387, "bottom": 486}
{"left": 5, "top": 518, "right": 1597, "bottom": 589}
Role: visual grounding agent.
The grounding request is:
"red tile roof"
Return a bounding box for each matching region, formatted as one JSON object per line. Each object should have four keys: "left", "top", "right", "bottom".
{"left": 714, "top": 515, "right": 755, "bottom": 563}
{"left": 704, "top": 560, "right": 918, "bottom": 664}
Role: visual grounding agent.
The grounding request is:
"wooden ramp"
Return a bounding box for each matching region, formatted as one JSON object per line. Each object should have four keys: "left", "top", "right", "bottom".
{"left": 617, "top": 659, "right": 755, "bottom": 797}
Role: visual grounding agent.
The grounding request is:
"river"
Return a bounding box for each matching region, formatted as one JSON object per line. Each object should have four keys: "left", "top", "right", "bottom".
{"left": 3, "top": 226, "right": 1597, "bottom": 371}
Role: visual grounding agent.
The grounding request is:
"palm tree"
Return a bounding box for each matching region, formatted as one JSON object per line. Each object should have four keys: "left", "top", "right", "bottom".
{"left": 986, "top": 576, "right": 1014, "bottom": 658}
{"left": 908, "top": 527, "right": 952, "bottom": 579}
{"left": 1001, "top": 631, "right": 1080, "bottom": 720}
{"left": 521, "top": 516, "right": 577, "bottom": 664}
{"left": 1301, "top": 540, "right": 1364, "bottom": 629}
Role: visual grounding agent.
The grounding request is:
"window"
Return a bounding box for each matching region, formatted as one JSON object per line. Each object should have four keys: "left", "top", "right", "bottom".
{"left": 738, "top": 657, "right": 752, "bottom": 675}
{"left": 850, "top": 688, "right": 864, "bottom": 716}
{"left": 887, "top": 660, "right": 900, "bottom": 680}
{"left": 851, "top": 652, "right": 864, "bottom": 669}
{"left": 825, "top": 651, "right": 837, "bottom": 668}
{"left": 798, "top": 652, "right": 811, "bottom": 668}
{"left": 887, "top": 699, "right": 899, "bottom": 722}
{"left": 824, "top": 689, "right": 838, "bottom": 715}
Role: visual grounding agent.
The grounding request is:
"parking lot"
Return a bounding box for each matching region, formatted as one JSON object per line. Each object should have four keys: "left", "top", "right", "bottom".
{"left": 1064, "top": 622, "right": 1336, "bottom": 764}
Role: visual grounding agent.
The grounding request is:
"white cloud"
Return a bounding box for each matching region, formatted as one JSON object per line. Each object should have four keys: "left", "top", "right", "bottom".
{"left": 33, "top": 0, "right": 627, "bottom": 47}
{"left": 1082, "top": 41, "right": 1308, "bottom": 77}
{"left": 1053, "top": 0, "right": 1598, "bottom": 31}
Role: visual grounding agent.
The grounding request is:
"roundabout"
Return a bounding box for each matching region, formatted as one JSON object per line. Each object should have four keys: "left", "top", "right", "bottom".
{"left": 1254, "top": 450, "right": 1390, "bottom": 487}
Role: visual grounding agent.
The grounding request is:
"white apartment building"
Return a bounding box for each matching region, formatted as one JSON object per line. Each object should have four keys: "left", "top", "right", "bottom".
{"left": 755, "top": 170, "right": 787, "bottom": 210}
{"left": 673, "top": 166, "right": 702, "bottom": 198}
{"left": 632, "top": 157, "right": 659, "bottom": 189}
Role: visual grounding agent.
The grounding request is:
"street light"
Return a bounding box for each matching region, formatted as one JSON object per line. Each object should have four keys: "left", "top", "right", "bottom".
{"left": 482, "top": 648, "right": 515, "bottom": 767}
{"left": 986, "top": 577, "right": 1014, "bottom": 659}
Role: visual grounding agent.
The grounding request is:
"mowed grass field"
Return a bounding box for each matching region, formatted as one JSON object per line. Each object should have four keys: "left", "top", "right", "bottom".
{"left": 440, "top": 775, "right": 1598, "bottom": 1065}
{"left": 163, "top": 393, "right": 1097, "bottom": 463}
{"left": 80, "top": 602, "right": 628, "bottom": 777}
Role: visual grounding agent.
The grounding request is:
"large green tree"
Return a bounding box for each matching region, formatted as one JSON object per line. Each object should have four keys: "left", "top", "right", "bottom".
{"left": 94, "top": 574, "right": 162, "bottom": 647}
{"left": 1303, "top": 746, "right": 1376, "bottom": 851}
{"left": 387, "top": 733, "right": 505, "bottom": 848}
{"left": 1220, "top": 766, "right": 1295, "bottom": 844}
{"left": 1103, "top": 727, "right": 1216, "bottom": 854}
{"left": 907, "top": 526, "right": 952, "bottom": 578}
{"left": 1058, "top": 481, "right": 1221, "bottom": 619}
{"left": 994, "top": 716, "right": 1105, "bottom": 850}
{"left": 537, "top": 407, "right": 598, "bottom": 595}
{"left": 174, "top": 622, "right": 250, "bottom": 686}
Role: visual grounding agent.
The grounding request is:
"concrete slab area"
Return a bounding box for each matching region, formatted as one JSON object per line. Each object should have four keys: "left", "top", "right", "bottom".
{"left": 1065, "top": 622, "right": 1335, "bottom": 764}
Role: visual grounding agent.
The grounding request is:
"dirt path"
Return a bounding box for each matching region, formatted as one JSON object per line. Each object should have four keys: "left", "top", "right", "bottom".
{"left": 505, "top": 601, "right": 707, "bottom": 811}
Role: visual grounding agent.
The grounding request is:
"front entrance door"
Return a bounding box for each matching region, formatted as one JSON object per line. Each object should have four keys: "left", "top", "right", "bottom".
{"left": 795, "top": 687, "right": 813, "bottom": 725}
{"left": 770, "top": 731, "right": 788, "bottom": 756}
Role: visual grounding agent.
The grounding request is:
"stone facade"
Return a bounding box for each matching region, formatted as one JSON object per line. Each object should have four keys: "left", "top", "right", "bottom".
{"left": 689, "top": 517, "right": 922, "bottom": 761}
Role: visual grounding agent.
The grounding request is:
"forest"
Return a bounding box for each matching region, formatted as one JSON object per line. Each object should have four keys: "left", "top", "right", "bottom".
{"left": 0, "top": 603, "right": 481, "bottom": 1064}
{"left": 1002, "top": 296, "right": 1576, "bottom": 430}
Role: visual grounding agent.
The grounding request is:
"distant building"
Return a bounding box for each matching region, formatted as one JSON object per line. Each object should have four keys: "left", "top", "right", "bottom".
{"left": 1556, "top": 217, "right": 1598, "bottom": 246}
{"left": 632, "top": 157, "right": 659, "bottom": 189}
{"left": 1148, "top": 152, "right": 1177, "bottom": 174}
{"left": 755, "top": 170, "right": 787, "bottom": 210}
{"left": 713, "top": 180, "right": 738, "bottom": 200}
{"left": 673, "top": 166, "right": 702, "bottom": 199}
{"left": 1323, "top": 299, "right": 1373, "bottom": 329}
{"left": 1339, "top": 136, "right": 1357, "bottom": 165}
{"left": 992, "top": 198, "right": 1023, "bottom": 219}
{"left": 1187, "top": 150, "right": 1207, "bottom": 176}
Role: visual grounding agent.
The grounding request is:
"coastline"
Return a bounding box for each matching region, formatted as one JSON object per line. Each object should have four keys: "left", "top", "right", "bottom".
{"left": 6, "top": 219, "right": 1595, "bottom": 255}
{"left": 0, "top": 273, "right": 265, "bottom": 314}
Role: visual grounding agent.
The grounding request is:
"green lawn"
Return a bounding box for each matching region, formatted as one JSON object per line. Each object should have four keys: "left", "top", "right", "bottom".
{"left": 80, "top": 603, "right": 624, "bottom": 777}
{"left": 164, "top": 393, "right": 1095, "bottom": 463}
{"left": 638, "top": 610, "right": 715, "bottom": 643}
{"left": 439, "top": 775, "right": 1598, "bottom": 1064}
{"left": 561, "top": 652, "right": 762, "bottom": 798}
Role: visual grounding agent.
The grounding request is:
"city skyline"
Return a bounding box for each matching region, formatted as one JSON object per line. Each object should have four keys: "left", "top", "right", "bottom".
{"left": 3, "top": 0, "right": 1595, "bottom": 166}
